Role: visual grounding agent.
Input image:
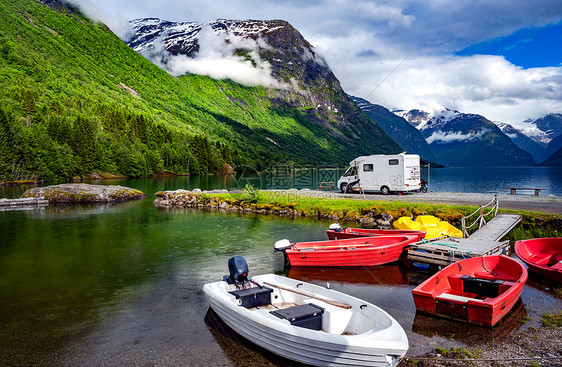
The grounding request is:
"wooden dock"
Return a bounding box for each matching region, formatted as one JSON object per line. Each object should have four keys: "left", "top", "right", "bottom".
{"left": 407, "top": 197, "right": 521, "bottom": 267}
{"left": 468, "top": 214, "right": 522, "bottom": 241}
{"left": 0, "top": 197, "right": 49, "bottom": 210}
{"left": 407, "top": 237, "right": 510, "bottom": 267}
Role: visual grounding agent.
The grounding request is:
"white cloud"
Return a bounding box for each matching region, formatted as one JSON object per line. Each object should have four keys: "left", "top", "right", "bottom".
{"left": 426, "top": 129, "right": 487, "bottom": 144}
{"left": 139, "top": 25, "right": 292, "bottom": 89}
{"left": 64, "top": 0, "right": 131, "bottom": 39}
{"left": 338, "top": 54, "right": 562, "bottom": 126}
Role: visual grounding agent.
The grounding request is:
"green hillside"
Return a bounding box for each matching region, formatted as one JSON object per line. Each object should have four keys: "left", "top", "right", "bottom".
{"left": 0, "top": 0, "right": 399, "bottom": 183}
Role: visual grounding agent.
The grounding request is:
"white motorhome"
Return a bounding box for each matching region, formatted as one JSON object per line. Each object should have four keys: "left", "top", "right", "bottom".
{"left": 337, "top": 153, "right": 421, "bottom": 195}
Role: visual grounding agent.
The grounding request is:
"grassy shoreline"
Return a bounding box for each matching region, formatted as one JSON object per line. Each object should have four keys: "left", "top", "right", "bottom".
{"left": 155, "top": 189, "right": 562, "bottom": 242}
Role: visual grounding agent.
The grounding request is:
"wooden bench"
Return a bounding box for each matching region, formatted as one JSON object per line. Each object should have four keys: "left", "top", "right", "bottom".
{"left": 317, "top": 182, "right": 335, "bottom": 190}
{"left": 507, "top": 187, "right": 545, "bottom": 196}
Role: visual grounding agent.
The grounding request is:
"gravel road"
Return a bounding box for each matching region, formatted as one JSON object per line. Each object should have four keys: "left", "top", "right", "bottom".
{"left": 323, "top": 190, "right": 562, "bottom": 214}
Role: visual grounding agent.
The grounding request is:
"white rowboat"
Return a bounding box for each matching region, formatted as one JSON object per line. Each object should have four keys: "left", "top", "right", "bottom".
{"left": 203, "top": 273, "right": 408, "bottom": 366}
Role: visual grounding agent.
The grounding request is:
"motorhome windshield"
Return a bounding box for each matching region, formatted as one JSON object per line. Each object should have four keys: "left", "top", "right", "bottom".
{"left": 343, "top": 166, "right": 357, "bottom": 177}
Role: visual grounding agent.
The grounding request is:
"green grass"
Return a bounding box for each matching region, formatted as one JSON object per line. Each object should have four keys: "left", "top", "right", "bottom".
{"left": 542, "top": 311, "right": 562, "bottom": 328}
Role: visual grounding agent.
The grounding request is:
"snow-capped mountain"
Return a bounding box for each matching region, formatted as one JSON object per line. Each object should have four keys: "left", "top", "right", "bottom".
{"left": 392, "top": 109, "right": 431, "bottom": 129}
{"left": 353, "top": 97, "right": 436, "bottom": 162}
{"left": 531, "top": 114, "right": 562, "bottom": 144}
{"left": 495, "top": 122, "right": 547, "bottom": 163}
{"left": 389, "top": 108, "right": 534, "bottom": 166}
{"left": 126, "top": 17, "right": 402, "bottom": 157}
{"left": 491, "top": 114, "right": 562, "bottom": 163}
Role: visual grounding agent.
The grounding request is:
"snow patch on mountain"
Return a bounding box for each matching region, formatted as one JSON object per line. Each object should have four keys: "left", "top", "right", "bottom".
{"left": 392, "top": 108, "right": 432, "bottom": 128}
{"left": 128, "top": 18, "right": 300, "bottom": 90}
{"left": 519, "top": 124, "right": 551, "bottom": 144}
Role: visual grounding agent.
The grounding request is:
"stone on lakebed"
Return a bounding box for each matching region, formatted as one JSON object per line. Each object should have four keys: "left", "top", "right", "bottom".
{"left": 21, "top": 183, "right": 146, "bottom": 203}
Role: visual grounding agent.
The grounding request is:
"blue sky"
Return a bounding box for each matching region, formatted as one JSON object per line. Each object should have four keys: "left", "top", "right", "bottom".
{"left": 457, "top": 21, "right": 562, "bottom": 68}
{"left": 72, "top": 0, "right": 562, "bottom": 127}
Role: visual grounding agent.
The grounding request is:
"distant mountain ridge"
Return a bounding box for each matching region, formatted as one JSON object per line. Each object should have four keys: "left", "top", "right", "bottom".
{"left": 495, "top": 122, "right": 548, "bottom": 163}
{"left": 532, "top": 114, "right": 562, "bottom": 143}
{"left": 350, "top": 96, "right": 436, "bottom": 162}
{"left": 386, "top": 108, "right": 535, "bottom": 166}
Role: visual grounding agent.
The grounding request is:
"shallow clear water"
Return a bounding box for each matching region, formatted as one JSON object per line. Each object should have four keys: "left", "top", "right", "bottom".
{"left": 0, "top": 177, "right": 560, "bottom": 366}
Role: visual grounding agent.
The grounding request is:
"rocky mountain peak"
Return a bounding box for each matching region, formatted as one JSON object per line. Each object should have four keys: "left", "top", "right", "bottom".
{"left": 126, "top": 17, "right": 401, "bottom": 156}
{"left": 127, "top": 18, "right": 324, "bottom": 84}
{"left": 392, "top": 109, "right": 432, "bottom": 128}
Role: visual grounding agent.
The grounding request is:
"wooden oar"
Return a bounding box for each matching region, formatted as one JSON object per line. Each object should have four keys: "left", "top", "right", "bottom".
{"left": 295, "top": 242, "right": 375, "bottom": 251}
{"left": 263, "top": 281, "right": 352, "bottom": 309}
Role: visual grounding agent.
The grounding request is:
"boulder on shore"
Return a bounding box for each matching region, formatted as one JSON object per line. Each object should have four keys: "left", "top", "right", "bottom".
{"left": 21, "top": 183, "right": 146, "bottom": 203}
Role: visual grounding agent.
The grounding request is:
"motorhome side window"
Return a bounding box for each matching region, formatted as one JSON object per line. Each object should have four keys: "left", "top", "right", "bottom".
{"left": 388, "top": 159, "right": 399, "bottom": 165}
{"left": 363, "top": 164, "right": 374, "bottom": 172}
{"left": 343, "top": 167, "right": 357, "bottom": 177}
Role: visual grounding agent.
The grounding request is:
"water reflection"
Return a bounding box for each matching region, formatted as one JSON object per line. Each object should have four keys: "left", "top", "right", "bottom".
{"left": 204, "top": 308, "right": 301, "bottom": 367}
{"left": 412, "top": 300, "right": 527, "bottom": 345}
{"left": 287, "top": 264, "right": 410, "bottom": 286}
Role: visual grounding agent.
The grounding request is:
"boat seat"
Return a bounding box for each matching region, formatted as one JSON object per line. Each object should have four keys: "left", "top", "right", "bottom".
{"left": 304, "top": 299, "right": 353, "bottom": 334}
{"left": 229, "top": 286, "right": 273, "bottom": 308}
{"left": 532, "top": 253, "right": 554, "bottom": 266}
{"left": 270, "top": 303, "right": 324, "bottom": 330}
{"left": 461, "top": 275, "right": 503, "bottom": 298}
{"left": 437, "top": 293, "right": 485, "bottom": 303}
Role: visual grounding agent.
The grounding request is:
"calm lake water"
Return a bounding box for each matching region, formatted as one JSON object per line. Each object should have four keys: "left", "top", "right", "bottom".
{"left": 0, "top": 173, "right": 561, "bottom": 366}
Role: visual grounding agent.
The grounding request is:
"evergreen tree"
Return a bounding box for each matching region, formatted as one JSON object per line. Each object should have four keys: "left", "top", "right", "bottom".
{"left": 0, "top": 108, "right": 14, "bottom": 180}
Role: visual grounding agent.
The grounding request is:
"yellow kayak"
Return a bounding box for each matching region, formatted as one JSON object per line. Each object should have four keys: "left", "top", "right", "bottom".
{"left": 393, "top": 215, "right": 463, "bottom": 239}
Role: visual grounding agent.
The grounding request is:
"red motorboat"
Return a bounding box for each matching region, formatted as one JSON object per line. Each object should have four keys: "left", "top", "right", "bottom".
{"left": 274, "top": 235, "right": 419, "bottom": 267}
{"left": 514, "top": 237, "right": 562, "bottom": 282}
{"left": 412, "top": 255, "right": 527, "bottom": 326}
{"left": 326, "top": 224, "right": 426, "bottom": 241}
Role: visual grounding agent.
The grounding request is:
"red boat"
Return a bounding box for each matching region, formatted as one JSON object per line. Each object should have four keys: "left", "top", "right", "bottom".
{"left": 274, "top": 235, "right": 419, "bottom": 267}
{"left": 412, "top": 255, "right": 527, "bottom": 326}
{"left": 326, "top": 225, "right": 426, "bottom": 241}
{"left": 514, "top": 237, "right": 562, "bottom": 282}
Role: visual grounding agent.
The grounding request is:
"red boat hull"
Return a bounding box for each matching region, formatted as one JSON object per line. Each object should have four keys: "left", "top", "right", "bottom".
{"left": 515, "top": 237, "right": 562, "bottom": 282}
{"left": 412, "top": 255, "right": 527, "bottom": 326}
{"left": 326, "top": 228, "right": 426, "bottom": 241}
{"left": 285, "top": 235, "right": 419, "bottom": 267}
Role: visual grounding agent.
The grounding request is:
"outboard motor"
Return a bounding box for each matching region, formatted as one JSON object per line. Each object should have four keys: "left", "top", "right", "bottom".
{"left": 329, "top": 223, "right": 343, "bottom": 232}
{"left": 223, "top": 255, "right": 249, "bottom": 285}
{"left": 274, "top": 239, "right": 292, "bottom": 251}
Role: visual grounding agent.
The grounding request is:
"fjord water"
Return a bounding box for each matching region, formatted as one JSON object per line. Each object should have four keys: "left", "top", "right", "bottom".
{"left": 0, "top": 174, "right": 561, "bottom": 366}
{"left": 424, "top": 166, "right": 562, "bottom": 196}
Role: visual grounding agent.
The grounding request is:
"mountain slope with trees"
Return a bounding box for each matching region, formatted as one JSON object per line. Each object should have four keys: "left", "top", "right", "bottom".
{"left": 0, "top": 0, "right": 400, "bottom": 183}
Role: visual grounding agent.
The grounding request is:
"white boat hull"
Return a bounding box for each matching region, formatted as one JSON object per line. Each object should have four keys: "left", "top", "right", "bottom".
{"left": 203, "top": 274, "right": 408, "bottom": 367}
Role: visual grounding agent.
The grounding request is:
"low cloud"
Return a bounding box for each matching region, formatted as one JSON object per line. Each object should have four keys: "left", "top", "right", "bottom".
{"left": 138, "top": 25, "right": 295, "bottom": 89}
{"left": 169, "top": 27, "right": 288, "bottom": 88}
{"left": 64, "top": 0, "right": 131, "bottom": 39}
{"left": 426, "top": 129, "right": 487, "bottom": 144}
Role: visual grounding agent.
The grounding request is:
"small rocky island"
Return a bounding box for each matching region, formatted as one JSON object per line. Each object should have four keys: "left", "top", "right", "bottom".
{"left": 21, "top": 183, "right": 146, "bottom": 203}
